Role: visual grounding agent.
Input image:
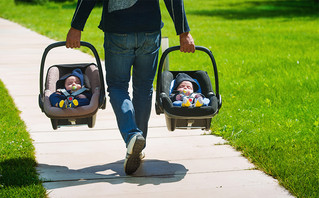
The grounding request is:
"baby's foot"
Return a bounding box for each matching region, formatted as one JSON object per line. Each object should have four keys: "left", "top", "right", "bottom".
{"left": 194, "top": 97, "right": 203, "bottom": 107}
{"left": 182, "top": 97, "right": 191, "bottom": 107}
{"left": 59, "top": 99, "right": 68, "bottom": 109}
{"left": 68, "top": 99, "right": 79, "bottom": 108}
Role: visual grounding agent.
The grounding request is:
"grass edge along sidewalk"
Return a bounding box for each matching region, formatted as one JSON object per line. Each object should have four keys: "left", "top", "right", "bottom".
{"left": 0, "top": 80, "right": 46, "bottom": 197}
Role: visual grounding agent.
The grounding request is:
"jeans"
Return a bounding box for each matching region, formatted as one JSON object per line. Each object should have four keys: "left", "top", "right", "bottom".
{"left": 104, "top": 31, "right": 161, "bottom": 146}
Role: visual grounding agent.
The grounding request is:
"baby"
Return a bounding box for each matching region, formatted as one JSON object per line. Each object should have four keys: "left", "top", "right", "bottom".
{"left": 49, "top": 68, "right": 92, "bottom": 109}
{"left": 169, "top": 73, "right": 210, "bottom": 107}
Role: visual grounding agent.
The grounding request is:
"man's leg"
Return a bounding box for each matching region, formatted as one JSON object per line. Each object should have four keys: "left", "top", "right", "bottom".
{"left": 104, "top": 32, "right": 147, "bottom": 175}
{"left": 104, "top": 32, "right": 143, "bottom": 144}
{"left": 132, "top": 31, "right": 161, "bottom": 139}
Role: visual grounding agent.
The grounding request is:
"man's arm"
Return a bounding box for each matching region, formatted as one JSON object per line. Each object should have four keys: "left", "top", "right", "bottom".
{"left": 66, "top": 0, "right": 96, "bottom": 48}
{"left": 163, "top": 0, "right": 195, "bottom": 53}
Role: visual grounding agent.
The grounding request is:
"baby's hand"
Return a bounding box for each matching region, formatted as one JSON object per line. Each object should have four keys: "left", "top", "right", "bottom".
{"left": 176, "top": 94, "right": 183, "bottom": 101}
{"left": 77, "top": 94, "right": 87, "bottom": 99}
{"left": 194, "top": 93, "right": 202, "bottom": 98}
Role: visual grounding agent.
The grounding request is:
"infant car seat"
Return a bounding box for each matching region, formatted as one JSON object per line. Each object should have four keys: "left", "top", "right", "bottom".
{"left": 155, "top": 46, "right": 222, "bottom": 131}
{"left": 38, "top": 41, "right": 106, "bottom": 130}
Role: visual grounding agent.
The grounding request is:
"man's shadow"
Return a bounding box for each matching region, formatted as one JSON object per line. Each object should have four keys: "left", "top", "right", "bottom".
{"left": 38, "top": 159, "right": 188, "bottom": 190}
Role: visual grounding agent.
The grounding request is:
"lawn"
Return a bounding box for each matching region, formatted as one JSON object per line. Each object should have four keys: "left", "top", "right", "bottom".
{"left": 0, "top": 81, "right": 46, "bottom": 197}
{"left": 0, "top": 0, "right": 318, "bottom": 197}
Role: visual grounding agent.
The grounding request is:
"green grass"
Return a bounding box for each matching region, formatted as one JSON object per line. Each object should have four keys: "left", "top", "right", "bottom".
{"left": 0, "top": 81, "right": 46, "bottom": 197}
{"left": 0, "top": 0, "right": 318, "bottom": 197}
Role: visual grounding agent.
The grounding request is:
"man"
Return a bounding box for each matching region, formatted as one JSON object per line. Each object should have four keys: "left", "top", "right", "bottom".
{"left": 66, "top": 0, "right": 195, "bottom": 175}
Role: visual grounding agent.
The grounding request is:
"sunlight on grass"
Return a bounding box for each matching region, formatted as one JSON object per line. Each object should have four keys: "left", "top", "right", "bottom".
{"left": 0, "top": 80, "right": 46, "bottom": 197}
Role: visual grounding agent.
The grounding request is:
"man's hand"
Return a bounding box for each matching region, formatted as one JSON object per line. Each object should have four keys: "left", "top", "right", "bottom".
{"left": 66, "top": 27, "right": 81, "bottom": 48}
{"left": 179, "top": 32, "right": 195, "bottom": 53}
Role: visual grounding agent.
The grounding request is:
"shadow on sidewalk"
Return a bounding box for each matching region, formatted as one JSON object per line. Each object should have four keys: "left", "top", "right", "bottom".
{"left": 39, "top": 159, "right": 188, "bottom": 189}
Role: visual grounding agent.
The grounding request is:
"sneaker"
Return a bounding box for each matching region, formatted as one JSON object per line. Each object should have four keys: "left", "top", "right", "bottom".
{"left": 124, "top": 134, "right": 145, "bottom": 175}
{"left": 139, "top": 152, "right": 145, "bottom": 160}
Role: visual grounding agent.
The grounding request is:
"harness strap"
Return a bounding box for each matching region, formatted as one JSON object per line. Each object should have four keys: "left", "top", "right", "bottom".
{"left": 60, "top": 89, "right": 70, "bottom": 97}
{"left": 58, "top": 87, "right": 89, "bottom": 102}
{"left": 71, "top": 87, "right": 88, "bottom": 97}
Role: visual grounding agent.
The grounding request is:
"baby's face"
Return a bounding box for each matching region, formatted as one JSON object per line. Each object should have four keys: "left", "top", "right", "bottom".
{"left": 177, "top": 81, "right": 193, "bottom": 96}
{"left": 64, "top": 76, "right": 81, "bottom": 91}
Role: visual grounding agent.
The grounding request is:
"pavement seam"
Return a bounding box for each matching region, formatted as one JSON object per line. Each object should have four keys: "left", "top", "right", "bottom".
{"left": 41, "top": 168, "right": 257, "bottom": 183}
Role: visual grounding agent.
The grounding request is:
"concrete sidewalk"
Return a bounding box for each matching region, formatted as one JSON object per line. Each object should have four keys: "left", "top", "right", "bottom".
{"left": 0, "top": 18, "right": 293, "bottom": 198}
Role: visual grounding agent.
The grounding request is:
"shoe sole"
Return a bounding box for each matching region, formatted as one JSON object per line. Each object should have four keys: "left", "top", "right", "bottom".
{"left": 124, "top": 135, "right": 145, "bottom": 175}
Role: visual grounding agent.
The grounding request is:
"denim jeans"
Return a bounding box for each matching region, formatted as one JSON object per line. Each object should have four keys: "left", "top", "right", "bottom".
{"left": 104, "top": 31, "right": 161, "bottom": 146}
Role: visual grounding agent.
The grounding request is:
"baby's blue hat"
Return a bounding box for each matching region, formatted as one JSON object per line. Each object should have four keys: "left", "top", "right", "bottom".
{"left": 56, "top": 68, "right": 84, "bottom": 89}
